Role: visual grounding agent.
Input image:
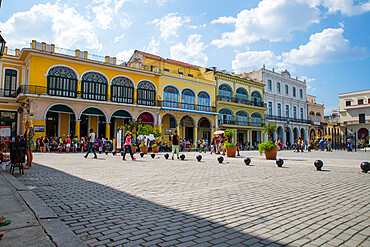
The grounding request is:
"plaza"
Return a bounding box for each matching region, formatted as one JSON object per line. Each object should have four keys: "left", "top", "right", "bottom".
{"left": 6, "top": 150, "right": 370, "bottom": 247}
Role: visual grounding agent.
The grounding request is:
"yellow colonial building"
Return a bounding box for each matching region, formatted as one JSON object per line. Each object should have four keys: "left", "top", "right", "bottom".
{"left": 0, "top": 40, "right": 162, "bottom": 141}
{"left": 128, "top": 51, "right": 217, "bottom": 144}
{"left": 215, "top": 71, "right": 267, "bottom": 146}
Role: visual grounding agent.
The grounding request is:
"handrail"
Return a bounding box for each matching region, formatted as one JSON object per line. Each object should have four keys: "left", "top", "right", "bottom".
{"left": 216, "top": 95, "right": 267, "bottom": 107}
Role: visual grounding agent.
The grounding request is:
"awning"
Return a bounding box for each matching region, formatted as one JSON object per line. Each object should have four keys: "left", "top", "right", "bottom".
{"left": 81, "top": 108, "right": 105, "bottom": 117}
{"left": 112, "top": 110, "right": 131, "bottom": 119}
{"left": 48, "top": 105, "right": 74, "bottom": 114}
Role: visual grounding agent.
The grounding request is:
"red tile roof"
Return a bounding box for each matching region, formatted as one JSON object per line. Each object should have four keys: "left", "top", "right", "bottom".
{"left": 135, "top": 50, "right": 200, "bottom": 70}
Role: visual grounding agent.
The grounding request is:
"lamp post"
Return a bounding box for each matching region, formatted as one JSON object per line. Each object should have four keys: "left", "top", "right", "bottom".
{"left": 0, "top": 32, "right": 6, "bottom": 58}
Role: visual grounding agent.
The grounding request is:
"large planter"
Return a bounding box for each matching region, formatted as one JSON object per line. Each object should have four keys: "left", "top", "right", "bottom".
{"left": 265, "top": 147, "right": 278, "bottom": 160}
{"left": 140, "top": 146, "right": 148, "bottom": 154}
{"left": 131, "top": 146, "right": 137, "bottom": 153}
{"left": 152, "top": 146, "right": 159, "bottom": 153}
{"left": 226, "top": 146, "right": 236, "bottom": 157}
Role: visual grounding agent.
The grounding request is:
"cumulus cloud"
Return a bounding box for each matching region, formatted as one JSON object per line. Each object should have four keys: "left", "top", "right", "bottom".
{"left": 170, "top": 34, "right": 208, "bottom": 66}
{"left": 282, "top": 28, "right": 369, "bottom": 65}
{"left": 318, "top": 0, "right": 370, "bottom": 16}
{"left": 114, "top": 34, "right": 125, "bottom": 43}
{"left": 210, "top": 16, "right": 237, "bottom": 24}
{"left": 145, "top": 37, "right": 160, "bottom": 54}
{"left": 149, "top": 13, "right": 190, "bottom": 41}
{"left": 0, "top": 3, "right": 101, "bottom": 49}
{"left": 116, "top": 49, "right": 135, "bottom": 61}
{"left": 300, "top": 76, "right": 317, "bottom": 91}
{"left": 211, "top": 0, "right": 320, "bottom": 47}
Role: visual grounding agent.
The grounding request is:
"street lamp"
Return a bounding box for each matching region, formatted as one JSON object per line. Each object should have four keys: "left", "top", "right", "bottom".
{"left": 0, "top": 32, "right": 6, "bottom": 58}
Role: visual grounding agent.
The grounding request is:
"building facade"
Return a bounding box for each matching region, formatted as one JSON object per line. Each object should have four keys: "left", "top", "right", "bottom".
{"left": 324, "top": 109, "right": 341, "bottom": 142}
{"left": 248, "top": 66, "right": 310, "bottom": 144}
{"left": 307, "top": 94, "right": 325, "bottom": 141}
{"left": 215, "top": 72, "right": 267, "bottom": 146}
{"left": 128, "top": 51, "right": 217, "bottom": 144}
{"left": 338, "top": 89, "right": 370, "bottom": 140}
{"left": 0, "top": 40, "right": 162, "bottom": 141}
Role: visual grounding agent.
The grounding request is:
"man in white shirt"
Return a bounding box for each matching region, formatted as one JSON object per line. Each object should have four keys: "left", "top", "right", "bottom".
{"left": 84, "top": 128, "right": 97, "bottom": 159}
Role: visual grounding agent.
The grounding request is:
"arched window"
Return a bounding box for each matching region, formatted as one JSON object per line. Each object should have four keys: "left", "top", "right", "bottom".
{"left": 111, "top": 77, "right": 134, "bottom": 104}
{"left": 309, "top": 111, "right": 315, "bottom": 121}
{"left": 47, "top": 66, "right": 78, "bottom": 98}
{"left": 198, "top": 91, "right": 210, "bottom": 112}
{"left": 219, "top": 108, "right": 233, "bottom": 125}
{"left": 316, "top": 112, "right": 322, "bottom": 122}
{"left": 251, "top": 112, "right": 262, "bottom": 127}
{"left": 181, "top": 89, "right": 195, "bottom": 110}
{"left": 81, "top": 72, "right": 108, "bottom": 101}
{"left": 163, "top": 86, "right": 179, "bottom": 108}
{"left": 219, "top": 84, "right": 232, "bottom": 102}
{"left": 137, "top": 80, "right": 156, "bottom": 106}
{"left": 236, "top": 88, "right": 248, "bottom": 104}
{"left": 236, "top": 111, "right": 249, "bottom": 126}
{"left": 251, "top": 91, "right": 261, "bottom": 105}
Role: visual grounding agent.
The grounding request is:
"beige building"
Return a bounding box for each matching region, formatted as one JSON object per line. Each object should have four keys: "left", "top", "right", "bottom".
{"left": 324, "top": 109, "right": 341, "bottom": 142}
{"left": 339, "top": 89, "right": 370, "bottom": 140}
{"left": 307, "top": 94, "right": 325, "bottom": 140}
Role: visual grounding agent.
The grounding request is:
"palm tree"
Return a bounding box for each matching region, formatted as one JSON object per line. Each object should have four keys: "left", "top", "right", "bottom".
{"left": 263, "top": 124, "right": 277, "bottom": 141}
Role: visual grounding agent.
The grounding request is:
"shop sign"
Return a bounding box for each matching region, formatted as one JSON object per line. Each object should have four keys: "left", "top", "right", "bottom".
{"left": 0, "top": 126, "right": 11, "bottom": 137}
{"left": 165, "top": 129, "right": 173, "bottom": 135}
{"left": 34, "top": 126, "right": 45, "bottom": 132}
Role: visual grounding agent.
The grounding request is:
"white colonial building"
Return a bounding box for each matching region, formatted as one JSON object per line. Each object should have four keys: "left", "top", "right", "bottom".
{"left": 338, "top": 89, "right": 370, "bottom": 140}
{"left": 248, "top": 66, "right": 310, "bottom": 144}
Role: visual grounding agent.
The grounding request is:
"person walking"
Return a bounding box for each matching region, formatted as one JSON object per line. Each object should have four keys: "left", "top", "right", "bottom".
{"left": 171, "top": 129, "right": 180, "bottom": 160}
{"left": 122, "top": 131, "right": 136, "bottom": 161}
{"left": 24, "top": 119, "right": 35, "bottom": 168}
{"left": 84, "top": 128, "right": 97, "bottom": 159}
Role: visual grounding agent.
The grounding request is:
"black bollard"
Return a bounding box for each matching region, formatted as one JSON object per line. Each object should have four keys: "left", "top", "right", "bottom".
{"left": 314, "top": 160, "right": 323, "bottom": 171}
{"left": 196, "top": 155, "right": 202, "bottom": 162}
{"left": 244, "top": 158, "right": 251, "bottom": 166}
{"left": 105, "top": 151, "right": 108, "bottom": 155}
{"left": 218, "top": 156, "right": 224, "bottom": 163}
{"left": 151, "top": 153, "right": 155, "bottom": 158}
{"left": 180, "top": 154, "right": 185, "bottom": 160}
{"left": 140, "top": 152, "right": 144, "bottom": 158}
{"left": 276, "top": 159, "right": 284, "bottom": 167}
{"left": 113, "top": 152, "right": 116, "bottom": 156}
{"left": 164, "top": 153, "right": 169, "bottom": 159}
{"left": 360, "top": 162, "right": 370, "bottom": 173}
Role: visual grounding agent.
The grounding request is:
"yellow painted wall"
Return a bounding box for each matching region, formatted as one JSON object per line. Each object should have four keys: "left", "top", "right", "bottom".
{"left": 89, "top": 116, "right": 98, "bottom": 132}
{"left": 60, "top": 113, "right": 70, "bottom": 137}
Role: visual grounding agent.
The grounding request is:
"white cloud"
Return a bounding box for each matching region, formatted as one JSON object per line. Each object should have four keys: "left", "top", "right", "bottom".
{"left": 170, "top": 34, "right": 208, "bottom": 66}
{"left": 189, "top": 24, "right": 207, "bottom": 29}
{"left": 144, "top": 37, "right": 160, "bottom": 54}
{"left": 319, "top": 0, "right": 370, "bottom": 16}
{"left": 114, "top": 34, "right": 125, "bottom": 43}
{"left": 231, "top": 50, "right": 292, "bottom": 73}
{"left": 211, "top": 16, "right": 237, "bottom": 24}
{"left": 300, "top": 76, "right": 317, "bottom": 91}
{"left": 282, "top": 28, "right": 369, "bottom": 65}
{"left": 116, "top": 49, "right": 134, "bottom": 61}
{"left": 149, "top": 13, "right": 190, "bottom": 41}
{"left": 0, "top": 3, "right": 100, "bottom": 50}
{"left": 211, "top": 0, "right": 320, "bottom": 47}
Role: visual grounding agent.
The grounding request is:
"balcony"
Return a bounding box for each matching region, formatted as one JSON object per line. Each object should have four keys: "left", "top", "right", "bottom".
{"left": 216, "top": 95, "right": 267, "bottom": 108}
{"left": 160, "top": 100, "right": 216, "bottom": 112}
{"left": 219, "top": 119, "right": 264, "bottom": 127}
{"left": 343, "top": 120, "right": 370, "bottom": 125}
{"left": 266, "top": 115, "right": 311, "bottom": 124}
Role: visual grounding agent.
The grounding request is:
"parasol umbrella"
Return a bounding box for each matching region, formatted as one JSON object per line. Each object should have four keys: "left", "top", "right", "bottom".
{"left": 214, "top": 130, "right": 224, "bottom": 135}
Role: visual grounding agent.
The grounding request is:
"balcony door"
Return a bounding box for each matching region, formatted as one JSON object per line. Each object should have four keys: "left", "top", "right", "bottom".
{"left": 4, "top": 69, "right": 17, "bottom": 97}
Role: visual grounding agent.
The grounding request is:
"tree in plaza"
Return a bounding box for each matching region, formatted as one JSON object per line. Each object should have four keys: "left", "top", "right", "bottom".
{"left": 263, "top": 123, "right": 277, "bottom": 141}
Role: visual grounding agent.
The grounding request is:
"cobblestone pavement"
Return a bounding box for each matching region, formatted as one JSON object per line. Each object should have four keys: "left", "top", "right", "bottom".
{"left": 16, "top": 150, "right": 370, "bottom": 247}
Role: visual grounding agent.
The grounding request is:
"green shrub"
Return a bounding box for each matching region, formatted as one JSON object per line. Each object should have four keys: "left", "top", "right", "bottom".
{"left": 152, "top": 143, "right": 158, "bottom": 147}
{"left": 139, "top": 143, "right": 147, "bottom": 147}
{"left": 258, "top": 141, "right": 277, "bottom": 155}
{"left": 223, "top": 141, "right": 235, "bottom": 148}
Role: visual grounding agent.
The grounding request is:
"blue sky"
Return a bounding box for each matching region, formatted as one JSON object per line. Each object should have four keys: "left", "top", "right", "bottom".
{"left": 1, "top": 0, "right": 369, "bottom": 114}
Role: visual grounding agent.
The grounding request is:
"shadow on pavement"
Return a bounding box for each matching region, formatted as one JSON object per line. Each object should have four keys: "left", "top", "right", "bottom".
{"left": 16, "top": 162, "right": 290, "bottom": 247}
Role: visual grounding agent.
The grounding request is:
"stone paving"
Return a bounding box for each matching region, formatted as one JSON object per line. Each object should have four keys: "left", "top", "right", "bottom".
{"left": 15, "top": 150, "right": 370, "bottom": 247}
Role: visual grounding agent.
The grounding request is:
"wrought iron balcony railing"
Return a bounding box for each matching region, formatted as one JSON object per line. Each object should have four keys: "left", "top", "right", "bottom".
{"left": 218, "top": 119, "right": 264, "bottom": 127}
{"left": 160, "top": 100, "right": 216, "bottom": 112}
{"left": 216, "top": 95, "right": 267, "bottom": 108}
{"left": 343, "top": 120, "right": 370, "bottom": 125}
{"left": 0, "top": 89, "right": 17, "bottom": 98}
{"left": 266, "top": 115, "right": 311, "bottom": 124}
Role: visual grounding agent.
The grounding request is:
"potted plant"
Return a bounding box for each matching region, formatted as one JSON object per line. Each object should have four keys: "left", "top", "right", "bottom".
{"left": 152, "top": 143, "right": 159, "bottom": 153}
{"left": 139, "top": 143, "right": 148, "bottom": 154}
{"left": 258, "top": 124, "right": 278, "bottom": 159}
{"left": 131, "top": 143, "right": 137, "bottom": 153}
{"left": 223, "top": 129, "right": 236, "bottom": 157}
{"left": 259, "top": 141, "right": 278, "bottom": 159}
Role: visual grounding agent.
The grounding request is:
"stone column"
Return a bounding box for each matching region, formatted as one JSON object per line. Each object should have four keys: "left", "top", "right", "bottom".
{"left": 75, "top": 121, "right": 81, "bottom": 138}
{"left": 194, "top": 126, "right": 198, "bottom": 145}
{"left": 105, "top": 122, "right": 110, "bottom": 139}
